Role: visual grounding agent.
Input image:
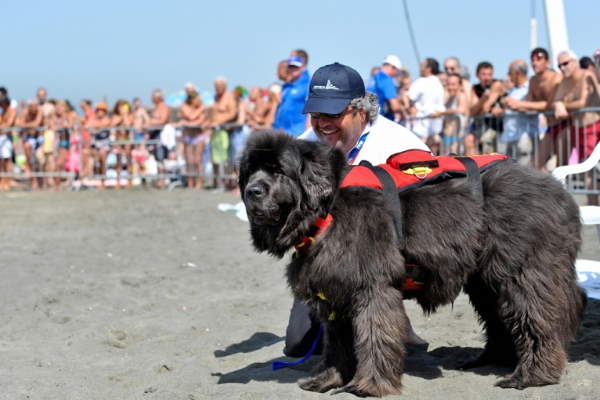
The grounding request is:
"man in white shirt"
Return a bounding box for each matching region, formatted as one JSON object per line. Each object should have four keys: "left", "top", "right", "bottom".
{"left": 408, "top": 58, "right": 445, "bottom": 145}
{"left": 285, "top": 62, "right": 429, "bottom": 358}
{"left": 299, "top": 63, "right": 429, "bottom": 164}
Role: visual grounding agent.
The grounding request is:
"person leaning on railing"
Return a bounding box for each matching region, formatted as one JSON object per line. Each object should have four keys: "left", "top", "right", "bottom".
{"left": 497, "top": 60, "right": 538, "bottom": 166}
{"left": 178, "top": 90, "right": 207, "bottom": 189}
{"left": 552, "top": 50, "right": 600, "bottom": 165}
{"left": 428, "top": 72, "right": 468, "bottom": 154}
{"left": 552, "top": 50, "right": 600, "bottom": 205}
{"left": 502, "top": 47, "right": 562, "bottom": 170}
{"left": 16, "top": 100, "right": 43, "bottom": 189}
{"left": 0, "top": 87, "right": 18, "bottom": 191}
{"left": 466, "top": 61, "right": 504, "bottom": 156}
{"left": 110, "top": 99, "right": 135, "bottom": 189}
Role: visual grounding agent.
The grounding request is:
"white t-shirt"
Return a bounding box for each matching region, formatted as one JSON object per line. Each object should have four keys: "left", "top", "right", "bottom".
{"left": 298, "top": 115, "right": 430, "bottom": 165}
{"left": 408, "top": 75, "right": 445, "bottom": 138}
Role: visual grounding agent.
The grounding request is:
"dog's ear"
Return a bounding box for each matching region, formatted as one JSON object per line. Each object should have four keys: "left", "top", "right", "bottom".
{"left": 296, "top": 141, "right": 344, "bottom": 212}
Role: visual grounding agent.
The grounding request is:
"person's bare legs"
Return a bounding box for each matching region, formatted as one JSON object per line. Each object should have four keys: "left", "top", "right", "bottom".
{"left": 56, "top": 147, "right": 67, "bottom": 189}
{"left": 0, "top": 159, "right": 8, "bottom": 190}
{"left": 45, "top": 153, "right": 57, "bottom": 191}
{"left": 193, "top": 140, "right": 205, "bottom": 189}
{"left": 98, "top": 148, "right": 108, "bottom": 190}
{"left": 114, "top": 147, "right": 122, "bottom": 190}
{"left": 464, "top": 133, "right": 479, "bottom": 156}
{"left": 184, "top": 141, "right": 194, "bottom": 188}
{"left": 126, "top": 145, "right": 133, "bottom": 188}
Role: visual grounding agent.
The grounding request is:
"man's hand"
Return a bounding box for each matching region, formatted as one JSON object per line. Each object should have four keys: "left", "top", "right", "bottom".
{"left": 503, "top": 97, "right": 521, "bottom": 110}
{"left": 491, "top": 106, "right": 503, "bottom": 117}
{"left": 554, "top": 101, "right": 569, "bottom": 119}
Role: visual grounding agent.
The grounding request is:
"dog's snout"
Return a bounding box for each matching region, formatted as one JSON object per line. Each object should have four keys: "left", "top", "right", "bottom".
{"left": 245, "top": 184, "right": 266, "bottom": 200}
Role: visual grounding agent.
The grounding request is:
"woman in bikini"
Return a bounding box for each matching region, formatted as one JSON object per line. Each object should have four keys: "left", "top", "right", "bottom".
{"left": 110, "top": 100, "right": 134, "bottom": 189}
{"left": 178, "top": 91, "right": 206, "bottom": 189}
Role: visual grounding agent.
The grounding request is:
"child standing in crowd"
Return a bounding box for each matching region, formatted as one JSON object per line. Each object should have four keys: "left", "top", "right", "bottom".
{"left": 132, "top": 97, "right": 150, "bottom": 182}
{"left": 88, "top": 102, "right": 111, "bottom": 189}
{"left": 54, "top": 100, "right": 76, "bottom": 188}
{"left": 39, "top": 104, "right": 57, "bottom": 190}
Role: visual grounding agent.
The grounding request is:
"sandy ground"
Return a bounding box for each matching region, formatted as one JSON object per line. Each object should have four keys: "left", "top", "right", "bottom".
{"left": 1, "top": 189, "right": 599, "bottom": 400}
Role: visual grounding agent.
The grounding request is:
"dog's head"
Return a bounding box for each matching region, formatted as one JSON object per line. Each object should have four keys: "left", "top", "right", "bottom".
{"left": 239, "top": 130, "right": 346, "bottom": 257}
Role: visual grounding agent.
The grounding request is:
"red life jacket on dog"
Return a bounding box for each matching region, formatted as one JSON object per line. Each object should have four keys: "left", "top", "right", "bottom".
{"left": 340, "top": 149, "right": 508, "bottom": 192}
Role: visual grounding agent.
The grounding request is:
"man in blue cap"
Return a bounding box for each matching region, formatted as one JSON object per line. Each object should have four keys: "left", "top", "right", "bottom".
{"left": 284, "top": 62, "right": 429, "bottom": 358}
{"left": 272, "top": 56, "right": 310, "bottom": 136}
{"left": 299, "top": 62, "right": 428, "bottom": 164}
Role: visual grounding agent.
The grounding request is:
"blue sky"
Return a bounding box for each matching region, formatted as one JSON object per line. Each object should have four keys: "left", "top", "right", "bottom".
{"left": 2, "top": 0, "right": 598, "bottom": 107}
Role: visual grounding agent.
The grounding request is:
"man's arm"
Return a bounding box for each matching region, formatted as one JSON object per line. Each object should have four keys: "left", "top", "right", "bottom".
{"left": 508, "top": 74, "right": 561, "bottom": 111}
{"left": 480, "top": 81, "right": 505, "bottom": 114}
{"left": 469, "top": 87, "right": 486, "bottom": 115}
{"left": 22, "top": 110, "right": 42, "bottom": 128}
{"left": 1, "top": 107, "right": 17, "bottom": 127}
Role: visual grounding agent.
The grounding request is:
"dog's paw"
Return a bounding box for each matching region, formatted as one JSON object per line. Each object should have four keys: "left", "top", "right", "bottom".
{"left": 332, "top": 383, "right": 370, "bottom": 397}
{"left": 298, "top": 368, "right": 343, "bottom": 393}
{"left": 495, "top": 376, "right": 526, "bottom": 390}
{"left": 332, "top": 379, "right": 402, "bottom": 398}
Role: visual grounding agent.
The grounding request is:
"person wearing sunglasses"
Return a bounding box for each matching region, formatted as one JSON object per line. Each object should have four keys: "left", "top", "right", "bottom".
{"left": 552, "top": 50, "right": 600, "bottom": 205}
{"left": 283, "top": 62, "right": 430, "bottom": 359}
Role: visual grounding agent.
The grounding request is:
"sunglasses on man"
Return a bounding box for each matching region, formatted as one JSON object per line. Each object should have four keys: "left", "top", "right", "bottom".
{"left": 558, "top": 60, "right": 572, "bottom": 69}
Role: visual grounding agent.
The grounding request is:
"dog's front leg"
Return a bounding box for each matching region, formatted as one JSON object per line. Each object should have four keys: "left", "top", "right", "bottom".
{"left": 337, "top": 285, "right": 406, "bottom": 397}
{"left": 298, "top": 318, "right": 355, "bottom": 393}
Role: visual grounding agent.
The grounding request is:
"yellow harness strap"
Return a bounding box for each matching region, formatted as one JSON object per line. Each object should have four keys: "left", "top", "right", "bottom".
{"left": 315, "top": 291, "right": 336, "bottom": 321}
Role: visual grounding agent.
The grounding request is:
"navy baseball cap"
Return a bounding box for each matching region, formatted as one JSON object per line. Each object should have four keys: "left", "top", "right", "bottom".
{"left": 303, "top": 62, "right": 365, "bottom": 114}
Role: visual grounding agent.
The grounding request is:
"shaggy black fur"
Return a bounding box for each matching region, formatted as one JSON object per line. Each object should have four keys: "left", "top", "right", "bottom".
{"left": 239, "top": 130, "right": 587, "bottom": 397}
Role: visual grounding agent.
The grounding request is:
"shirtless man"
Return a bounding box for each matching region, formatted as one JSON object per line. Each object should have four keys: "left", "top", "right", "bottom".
{"left": 246, "top": 87, "right": 272, "bottom": 130}
{"left": 147, "top": 89, "right": 170, "bottom": 188}
{"left": 17, "top": 100, "right": 43, "bottom": 189}
{"left": 553, "top": 50, "right": 600, "bottom": 204}
{"left": 210, "top": 77, "right": 238, "bottom": 189}
{"left": 503, "top": 47, "right": 562, "bottom": 169}
{"left": 466, "top": 61, "right": 504, "bottom": 155}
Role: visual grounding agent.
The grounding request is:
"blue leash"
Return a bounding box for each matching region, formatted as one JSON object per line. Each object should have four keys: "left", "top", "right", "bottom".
{"left": 272, "top": 324, "right": 323, "bottom": 370}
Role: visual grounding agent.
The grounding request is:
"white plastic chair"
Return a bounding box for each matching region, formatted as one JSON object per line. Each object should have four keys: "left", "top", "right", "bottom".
{"left": 553, "top": 142, "right": 600, "bottom": 298}
{"left": 551, "top": 141, "right": 600, "bottom": 242}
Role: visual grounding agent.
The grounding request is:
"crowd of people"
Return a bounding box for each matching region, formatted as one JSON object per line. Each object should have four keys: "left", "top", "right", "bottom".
{"left": 1, "top": 46, "right": 599, "bottom": 193}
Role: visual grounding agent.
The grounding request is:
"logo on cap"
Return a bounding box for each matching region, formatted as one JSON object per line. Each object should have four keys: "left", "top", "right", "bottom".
{"left": 313, "top": 80, "right": 340, "bottom": 91}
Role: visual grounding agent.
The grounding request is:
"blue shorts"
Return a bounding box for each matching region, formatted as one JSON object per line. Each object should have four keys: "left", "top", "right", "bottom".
{"left": 133, "top": 132, "right": 145, "bottom": 143}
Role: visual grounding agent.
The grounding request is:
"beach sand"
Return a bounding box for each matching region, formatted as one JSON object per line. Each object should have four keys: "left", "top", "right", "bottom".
{"left": 1, "top": 190, "right": 598, "bottom": 400}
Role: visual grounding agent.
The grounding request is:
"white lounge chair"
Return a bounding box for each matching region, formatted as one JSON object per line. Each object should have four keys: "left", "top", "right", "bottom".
{"left": 552, "top": 142, "right": 600, "bottom": 299}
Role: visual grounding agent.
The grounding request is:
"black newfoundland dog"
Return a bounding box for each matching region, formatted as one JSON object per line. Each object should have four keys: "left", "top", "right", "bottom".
{"left": 238, "top": 130, "right": 586, "bottom": 397}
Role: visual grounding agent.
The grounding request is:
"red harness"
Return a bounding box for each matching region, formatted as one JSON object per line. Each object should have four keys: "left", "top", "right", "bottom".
{"left": 340, "top": 150, "right": 508, "bottom": 192}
